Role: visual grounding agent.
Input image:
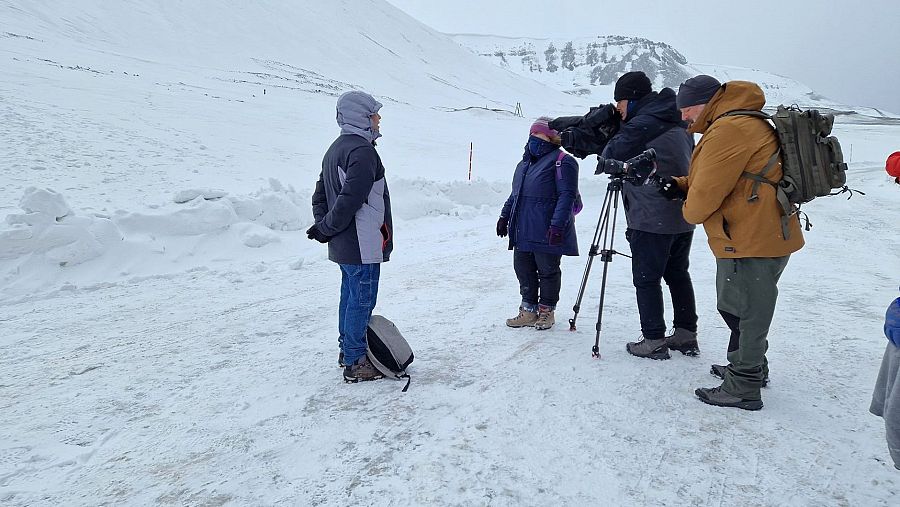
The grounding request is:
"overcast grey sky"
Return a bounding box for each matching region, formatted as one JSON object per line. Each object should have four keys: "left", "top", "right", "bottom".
{"left": 386, "top": 0, "right": 900, "bottom": 114}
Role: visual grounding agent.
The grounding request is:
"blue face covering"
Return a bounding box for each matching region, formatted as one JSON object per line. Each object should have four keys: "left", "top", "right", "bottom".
{"left": 626, "top": 99, "right": 638, "bottom": 120}
{"left": 527, "top": 136, "right": 556, "bottom": 158}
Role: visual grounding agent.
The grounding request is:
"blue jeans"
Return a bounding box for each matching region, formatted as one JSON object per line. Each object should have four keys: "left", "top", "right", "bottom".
{"left": 338, "top": 263, "right": 381, "bottom": 365}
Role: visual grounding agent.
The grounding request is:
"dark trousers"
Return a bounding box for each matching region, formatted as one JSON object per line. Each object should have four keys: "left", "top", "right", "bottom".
{"left": 513, "top": 249, "right": 562, "bottom": 308}
{"left": 625, "top": 229, "right": 698, "bottom": 340}
{"left": 716, "top": 256, "right": 789, "bottom": 400}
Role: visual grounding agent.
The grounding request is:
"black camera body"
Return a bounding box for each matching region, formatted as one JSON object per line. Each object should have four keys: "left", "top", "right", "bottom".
{"left": 595, "top": 148, "right": 658, "bottom": 185}
{"left": 549, "top": 104, "right": 622, "bottom": 159}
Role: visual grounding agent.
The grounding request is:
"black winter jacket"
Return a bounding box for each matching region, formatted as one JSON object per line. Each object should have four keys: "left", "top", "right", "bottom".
{"left": 312, "top": 133, "right": 393, "bottom": 264}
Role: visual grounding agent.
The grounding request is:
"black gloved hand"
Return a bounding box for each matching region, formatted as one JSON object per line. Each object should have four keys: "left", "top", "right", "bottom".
{"left": 306, "top": 223, "right": 330, "bottom": 243}
{"left": 652, "top": 175, "right": 687, "bottom": 200}
{"left": 496, "top": 216, "right": 509, "bottom": 237}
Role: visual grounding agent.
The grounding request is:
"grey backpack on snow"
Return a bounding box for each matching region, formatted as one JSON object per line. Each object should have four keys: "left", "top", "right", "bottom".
{"left": 366, "top": 315, "right": 414, "bottom": 391}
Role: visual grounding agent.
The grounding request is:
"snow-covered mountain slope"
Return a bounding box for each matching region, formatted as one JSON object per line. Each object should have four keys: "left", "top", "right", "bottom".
{"left": 0, "top": 0, "right": 586, "bottom": 295}
{"left": 1, "top": 0, "right": 576, "bottom": 111}
{"left": 1, "top": 1, "right": 900, "bottom": 505}
{"left": 452, "top": 33, "right": 898, "bottom": 118}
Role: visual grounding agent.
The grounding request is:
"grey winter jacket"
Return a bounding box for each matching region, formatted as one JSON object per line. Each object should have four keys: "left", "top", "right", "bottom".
{"left": 601, "top": 89, "right": 694, "bottom": 235}
{"left": 312, "top": 91, "right": 392, "bottom": 265}
{"left": 871, "top": 343, "right": 900, "bottom": 469}
{"left": 871, "top": 293, "right": 900, "bottom": 469}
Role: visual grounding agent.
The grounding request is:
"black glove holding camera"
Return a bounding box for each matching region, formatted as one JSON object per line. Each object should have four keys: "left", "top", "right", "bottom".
{"left": 651, "top": 175, "right": 687, "bottom": 200}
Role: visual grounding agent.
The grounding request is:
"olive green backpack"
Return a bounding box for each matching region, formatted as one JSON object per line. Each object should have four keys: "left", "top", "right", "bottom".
{"left": 722, "top": 105, "right": 859, "bottom": 239}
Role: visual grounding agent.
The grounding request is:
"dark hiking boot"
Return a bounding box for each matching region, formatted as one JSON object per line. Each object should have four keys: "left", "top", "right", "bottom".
{"left": 506, "top": 307, "right": 538, "bottom": 328}
{"left": 695, "top": 386, "right": 763, "bottom": 411}
{"left": 534, "top": 305, "right": 555, "bottom": 331}
{"left": 338, "top": 351, "right": 345, "bottom": 368}
{"left": 710, "top": 364, "right": 769, "bottom": 387}
{"left": 666, "top": 328, "right": 699, "bottom": 356}
{"left": 343, "top": 356, "right": 384, "bottom": 383}
{"left": 626, "top": 337, "right": 671, "bottom": 360}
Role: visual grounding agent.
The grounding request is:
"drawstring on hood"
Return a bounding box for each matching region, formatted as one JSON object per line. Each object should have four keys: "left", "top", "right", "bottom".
{"left": 336, "top": 91, "right": 383, "bottom": 143}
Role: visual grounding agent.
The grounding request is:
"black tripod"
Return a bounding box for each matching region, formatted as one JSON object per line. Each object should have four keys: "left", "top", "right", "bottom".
{"left": 568, "top": 175, "right": 632, "bottom": 358}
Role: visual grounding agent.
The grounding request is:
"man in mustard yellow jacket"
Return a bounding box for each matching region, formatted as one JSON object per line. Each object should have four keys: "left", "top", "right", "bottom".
{"left": 659, "top": 76, "right": 804, "bottom": 410}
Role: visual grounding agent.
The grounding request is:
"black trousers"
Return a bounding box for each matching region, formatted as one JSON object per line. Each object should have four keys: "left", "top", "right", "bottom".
{"left": 513, "top": 249, "right": 562, "bottom": 308}
{"left": 625, "top": 229, "right": 698, "bottom": 339}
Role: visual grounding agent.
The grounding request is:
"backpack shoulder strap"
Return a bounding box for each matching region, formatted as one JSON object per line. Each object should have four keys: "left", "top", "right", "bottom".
{"left": 717, "top": 110, "right": 796, "bottom": 240}
{"left": 554, "top": 151, "right": 583, "bottom": 216}
{"left": 555, "top": 151, "right": 567, "bottom": 177}
{"left": 742, "top": 151, "right": 781, "bottom": 202}
{"left": 714, "top": 109, "right": 780, "bottom": 195}
{"left": 720, "top": 109, "right": 772, "bottom": 121}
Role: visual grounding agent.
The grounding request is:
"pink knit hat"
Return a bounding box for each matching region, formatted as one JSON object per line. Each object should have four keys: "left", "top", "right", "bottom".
{"left": 529, "top": 116, "right": 559, "bottom": 140}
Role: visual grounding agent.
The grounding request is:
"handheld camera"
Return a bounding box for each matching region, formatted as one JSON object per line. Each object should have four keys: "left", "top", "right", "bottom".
{"left": 594, "top": 148, "right": 658, "bottom": 185}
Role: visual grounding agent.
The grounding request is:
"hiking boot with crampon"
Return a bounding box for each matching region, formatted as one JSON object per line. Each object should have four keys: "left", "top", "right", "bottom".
{"left": 626, "top": 337, "right": 671, "bottom": 360}
{"left": 343, "top": 356, "right": 384, "bottom": 383}
{"left": 710, "top": 364, "right": 769, "bottom": 387}
{"left": 665, "top": 328, "right": 699, "bottom": 356}
{"left": 534, "top": 305, "right": 555, "bottom": 330}
{"left": 506, "top": 307, "right": 538, "bottom": 328}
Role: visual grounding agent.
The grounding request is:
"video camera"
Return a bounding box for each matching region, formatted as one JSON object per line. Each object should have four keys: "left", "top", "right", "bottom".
{"left": 549, "top": 103, "right": 621, "bottom": 159}
{"left": 594, "top": 148, "right": 658, "bottom": 185}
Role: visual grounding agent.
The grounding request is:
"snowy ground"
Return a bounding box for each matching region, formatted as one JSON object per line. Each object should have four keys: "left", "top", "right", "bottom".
{"left": 3, "top": 165, "right": 899, "bottom": 506}
{"left": 2, "top": 1, "right": 900, "bottom": 505}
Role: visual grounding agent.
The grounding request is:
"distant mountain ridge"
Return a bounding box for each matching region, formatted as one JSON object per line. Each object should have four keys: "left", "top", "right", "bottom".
{"left": 453, "top": 33, "right": 898, "bottom": 120}
{"left": 453, "top": 34, "right": 692, "bottom": 94}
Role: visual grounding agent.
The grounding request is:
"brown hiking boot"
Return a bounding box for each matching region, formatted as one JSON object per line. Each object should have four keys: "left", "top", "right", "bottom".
{"left": 534, "top": 306, "right": 555, "bottom": 330}
{"left": 343, "top": 355, "right": 384, "bottom": 383}
{"left": 506, "top": 307, "right": 538, "bottom": 328}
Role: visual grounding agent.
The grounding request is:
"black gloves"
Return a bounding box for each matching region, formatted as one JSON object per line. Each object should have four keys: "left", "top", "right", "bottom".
{"left": 653, "top": 175, "right": 687, "bottom": 200}
{"left": 306, "top": 223, "right": 330, "bottom": 243}
{"left": 496, "top": 217, "right": 509, "bottom": 237}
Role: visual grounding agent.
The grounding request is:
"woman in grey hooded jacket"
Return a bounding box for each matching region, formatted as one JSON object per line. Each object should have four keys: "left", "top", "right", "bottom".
{"left": 871, "top": 286, "right": 900, "bottom": 470}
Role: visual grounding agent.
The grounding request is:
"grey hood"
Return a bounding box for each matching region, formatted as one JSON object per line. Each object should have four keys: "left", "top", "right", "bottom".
{"left": 336, "top": 91, "right": 383, "bottom": 143}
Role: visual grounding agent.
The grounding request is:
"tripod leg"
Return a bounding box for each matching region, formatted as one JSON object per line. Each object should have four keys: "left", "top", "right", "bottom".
{"left": 592, "top": 184, "right": 623, "bottom": 358}
{"left": 569, "top": 186, "right": 615, "bottom": 331}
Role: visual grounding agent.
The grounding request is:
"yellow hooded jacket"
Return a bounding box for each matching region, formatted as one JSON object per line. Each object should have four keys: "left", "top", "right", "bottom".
{"left": 675, "top": 81, "right": 804, "bottom": 258}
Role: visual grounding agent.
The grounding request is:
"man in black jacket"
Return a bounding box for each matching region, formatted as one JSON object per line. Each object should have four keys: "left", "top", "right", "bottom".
{"left": 601, "top": 71, "right": 699, "bottom": 360}
{"left": 308, "top": 90, "right": 393, "bottom": 383}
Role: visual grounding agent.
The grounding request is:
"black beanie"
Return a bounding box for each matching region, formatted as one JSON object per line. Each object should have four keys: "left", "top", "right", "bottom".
{"left": 676, "top": 75, "right": 722, "bottom": 109}
{"left": 614, "top": 71, "right": 652, "bottom": 101}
